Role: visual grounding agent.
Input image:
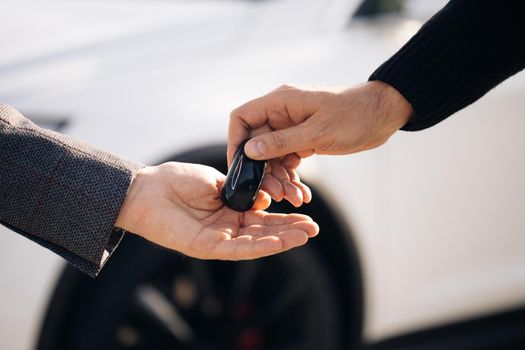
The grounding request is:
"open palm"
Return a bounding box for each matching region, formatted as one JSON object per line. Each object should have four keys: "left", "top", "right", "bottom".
{"left": 116, "top": 162, "right": 318, "bottom": 260}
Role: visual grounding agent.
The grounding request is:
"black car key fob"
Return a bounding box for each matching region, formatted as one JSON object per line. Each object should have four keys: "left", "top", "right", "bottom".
{"left": 221, "top": 140, "right": 267, "bottom": 211}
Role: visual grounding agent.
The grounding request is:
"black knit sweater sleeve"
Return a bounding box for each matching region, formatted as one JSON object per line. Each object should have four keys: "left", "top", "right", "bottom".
{"left": 369, "top": 0, "right": 525, "bottom": 131}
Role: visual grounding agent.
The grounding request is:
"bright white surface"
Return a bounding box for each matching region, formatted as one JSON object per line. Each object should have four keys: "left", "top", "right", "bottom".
{"left": 0, "top": 226, "right": 62, "bottom": 350}
{"left": 1, "top": 0, "right": 525, "bottom": 348}
{"left": 322, "top": 75, "right": 525, "bottom": 339}
{"left": 383, "top": 78, "right": 525, "bottom": 337}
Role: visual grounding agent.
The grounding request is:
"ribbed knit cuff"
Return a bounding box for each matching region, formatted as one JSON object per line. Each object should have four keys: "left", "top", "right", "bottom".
{"left": 370, "top": 0, "right": 525, "bottom": 131}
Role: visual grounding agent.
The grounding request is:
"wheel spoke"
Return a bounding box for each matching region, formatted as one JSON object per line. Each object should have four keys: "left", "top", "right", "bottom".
{"left": 135, "top": 284, "right": 195, "bottom": 345}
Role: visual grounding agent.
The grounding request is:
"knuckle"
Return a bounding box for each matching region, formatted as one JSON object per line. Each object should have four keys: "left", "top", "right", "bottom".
{"left": 274, "top": 84, "right": 299, "bottom": 95}
{"left": 277, "top": 84, "right": 293, "bottom": 91}
{"left": 229, "top": 108, "right": 240, "bottom": 120}
{"left": 270, "top": 130, "right": 287, "bottom": 151}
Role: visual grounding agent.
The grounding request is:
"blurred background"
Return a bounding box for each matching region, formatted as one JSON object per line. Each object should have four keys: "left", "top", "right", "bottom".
{"left": 1, "top": 0, "right": 525, "bottom": 349}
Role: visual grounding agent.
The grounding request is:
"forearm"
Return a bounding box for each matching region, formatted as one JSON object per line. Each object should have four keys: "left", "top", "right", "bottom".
{"left": 0, "top": 103, "right": 143, "bottom": 277}
{"left": 370, "top": 0, "right": 525, "bottom": 131}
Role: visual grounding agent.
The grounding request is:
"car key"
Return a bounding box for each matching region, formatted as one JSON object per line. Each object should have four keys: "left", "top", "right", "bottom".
{"left": 221, "top": 140, "right": 267, "bottom": 211}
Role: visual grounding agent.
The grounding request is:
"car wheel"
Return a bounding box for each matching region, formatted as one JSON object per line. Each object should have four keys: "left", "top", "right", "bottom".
{"left": 37, "top": 146, "right": 359, "bottom": 350}
{"left": 38, "top": 234, "right": 341, "bottom": 350}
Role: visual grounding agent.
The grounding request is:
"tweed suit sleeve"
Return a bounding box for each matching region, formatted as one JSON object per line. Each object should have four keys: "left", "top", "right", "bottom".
{"left": 0, "top": 103, "right": 143, "bottom": 277}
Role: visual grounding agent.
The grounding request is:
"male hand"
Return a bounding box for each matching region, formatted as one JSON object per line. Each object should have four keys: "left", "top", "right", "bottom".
{"left": 115, "top": 162, "right": 318, "bottom": 260}
{"left": 228, "top": 81, "right": 413, "bottom": 206}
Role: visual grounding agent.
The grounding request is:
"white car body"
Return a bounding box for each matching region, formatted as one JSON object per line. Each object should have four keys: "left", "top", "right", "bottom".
{"left": 1, "top": 0, "right": 524, "bottom": 349}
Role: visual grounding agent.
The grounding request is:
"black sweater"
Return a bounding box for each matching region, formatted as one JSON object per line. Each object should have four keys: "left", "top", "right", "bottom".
{"left": 369, "top": 0, "right": 525, "bottom": 131}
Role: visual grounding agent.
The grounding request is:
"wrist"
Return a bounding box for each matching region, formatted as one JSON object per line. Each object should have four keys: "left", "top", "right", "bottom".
{"left": 115, "top": 166, "right": 151, "bottom": 233}
{"left": 369, "top": 80, "right": 413, "bottom": 131}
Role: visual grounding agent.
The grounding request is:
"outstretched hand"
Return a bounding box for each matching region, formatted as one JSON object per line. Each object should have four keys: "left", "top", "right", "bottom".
{"left": 115, "top": 162, "right": 318, "bottom": 260}
{"left": 228, "top": 81, "right": 413, "bottom": 206}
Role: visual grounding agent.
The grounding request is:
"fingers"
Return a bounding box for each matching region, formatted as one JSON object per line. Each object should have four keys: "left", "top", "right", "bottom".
{"left": 262, "top": 173, "right": 305, "bottom": 206}
{"left": 243, "top": 124, "right": 312, "bottom": 160}
{"left": 239, "top": 220, "right": 319, "bottom": 239}
{"left": 212, "top": 214, "right": 320, "bottom": 260}
{"left": 284, "top": 157, "right": 312, "bottom": 204}
{"left": 242, "top": 210, "right": 314, "bottom": 227}
{"left": 213, "top": 230, "right": 309, "bottom": 260}
{"left": 281, "top": 152, "right": 301, "bottom": 168}
{"left": 228, "top": 108, "right": 267, "bottom": 166}
{"left": 228, "top": 86, "right": 318, "bottom": 206}
{"left": 252, "top": 190, "right": 271, "bottom": 210}
{"left": 261, "top": 174, "right": 285, "bottom": 202}
{"left": 295, "top": 149, "right": 315, "bottom": 158}
{"left": 228, "top": 86, "right": 322, "bottom": 165}
{"left": 227, "top": 116, "right": 249, "bottom": 167}
{"left": 228, "top": 124, "right": 273, "bottom": 168}
{"left": 186, "top": 211, "right": 319, "bottom": 261}
{"left": 261, "top": 156, "right": 312, "bottom": 206}
{"left": 292, "top": 179, "right": 312, "bottom": 204}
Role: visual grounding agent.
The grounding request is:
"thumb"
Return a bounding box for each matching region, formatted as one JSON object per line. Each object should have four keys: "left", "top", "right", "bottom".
{"left": 244, "top": 125, "right": 312, "bottom": 160}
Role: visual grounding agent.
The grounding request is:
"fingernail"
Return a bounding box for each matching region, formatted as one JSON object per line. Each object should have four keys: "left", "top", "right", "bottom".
{"left": 246, "top": 140, "right": 265, "bottom": 158}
